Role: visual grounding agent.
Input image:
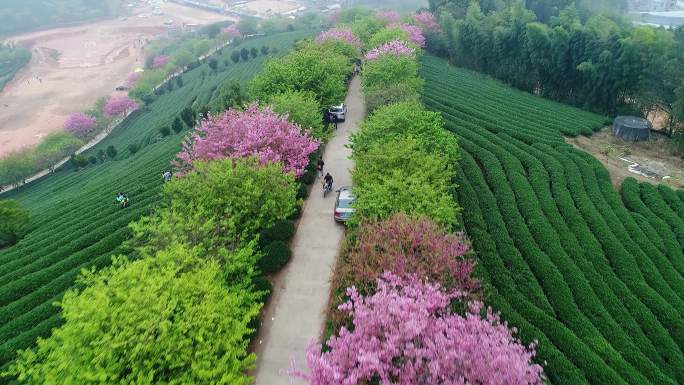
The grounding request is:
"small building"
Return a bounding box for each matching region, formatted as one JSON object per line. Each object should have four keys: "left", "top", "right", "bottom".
{"left": 612, "top": 116, "right": 651, "bottom": 141}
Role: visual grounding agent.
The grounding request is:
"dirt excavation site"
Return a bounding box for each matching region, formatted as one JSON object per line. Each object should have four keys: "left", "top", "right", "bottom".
{"left": 0, "top": 2, "right": 234, "bottom": 158}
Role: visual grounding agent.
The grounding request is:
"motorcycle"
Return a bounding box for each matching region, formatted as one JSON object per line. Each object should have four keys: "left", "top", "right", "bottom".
{"left": 323, "top": 180, "right": 333, "bottom": 197}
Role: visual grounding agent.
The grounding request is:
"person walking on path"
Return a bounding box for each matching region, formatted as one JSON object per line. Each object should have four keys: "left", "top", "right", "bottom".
{"left": 316, "top": 157, "right": 324, "bottom": 178}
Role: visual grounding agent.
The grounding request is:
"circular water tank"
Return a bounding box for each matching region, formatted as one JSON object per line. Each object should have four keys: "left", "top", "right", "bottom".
{"left": 612, "top": 116, "right": 651, "bottom": 141}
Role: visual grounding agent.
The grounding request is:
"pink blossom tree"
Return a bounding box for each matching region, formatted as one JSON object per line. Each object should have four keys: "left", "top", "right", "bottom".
{"left": 388, "top": 23, "right": 426, "bottom": 48}
{"left": 64, "top": 112, "right": 96, "bottom": 138}
{"left": 125, "top": 72, "right": 141, "bottom": 88}
{"left": 175, "top": 103, "right": 319, "bottom": 177}
{"left": 413, "top": 11, "right": 441, "bottom": 33}
{"left": 315, "top": 28, "right": 362, "bottom": 49}
{"left": 296, "top": 273, "right": 545, "bottom": 385}
{"left": 365, "top": 40, "right": 415, "bottom": 61}
{"left": 375, "top": 9, "right": 401, "bottom": 23}
{"left": 221, "top": 24, "right": 241, "bottom": 37}
{"left": 152, "top": 54, "right": 171, "bottom": 69}
{"left": 103, "top": 95, "right": 138, "bottom": 117}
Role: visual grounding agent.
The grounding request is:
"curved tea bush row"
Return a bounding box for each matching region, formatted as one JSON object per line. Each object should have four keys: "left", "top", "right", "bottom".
{"left": 420, "top": 54, "right": 684, "bottom": 385}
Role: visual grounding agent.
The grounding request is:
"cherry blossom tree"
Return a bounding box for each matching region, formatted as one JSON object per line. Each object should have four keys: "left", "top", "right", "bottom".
{"left": 296, "top": 273, "right": 545, "bottom": 385}
{"left": 175, "top": 103, "right": 319, "bottom": 177}
{"left": 315, "top": 28, "right": 362, "bottom": 49}
{"left": 412, "top": 11, "right": 441, "bottom": 33}
{"left": 375, "top": 9, "right": 401, "bottom": 23}
{"left": 103, "top": 96, "right": 139, "bottom": 117}
{"left": 64, "top": 112, "right": 96, "bottom": 138}
{"left": 221, "top": 24, "right": 241, "bottom": 38}
{"left": 388, "top": 23, "right": 425, "bottom": 48}
{"left": 365, "top": 40, "right": 415, "bottom": 61}
{"left": 334, "top": 214, "right": 476, "bottom": 297}
{"left": 152, "top": 54, "right": 171, "bottom": 69}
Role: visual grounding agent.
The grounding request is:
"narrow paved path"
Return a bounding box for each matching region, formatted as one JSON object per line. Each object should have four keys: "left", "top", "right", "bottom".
{"left": 251, "top": 75, "right": 365, "bottom": 385}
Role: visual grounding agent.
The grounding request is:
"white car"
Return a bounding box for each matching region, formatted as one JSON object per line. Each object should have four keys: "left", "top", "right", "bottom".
{"left": 328, "top": 104, "right": 347, "bottom": 122}
{"left": 334, "top": 187, "right": 355, "bottom": 223}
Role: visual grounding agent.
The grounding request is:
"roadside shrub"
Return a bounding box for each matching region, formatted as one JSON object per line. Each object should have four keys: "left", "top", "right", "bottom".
{"left": 351, "top": 138, "right": 459, "bottom": 229}
{"left": 351, "top": 101, "right": 458, "bottom": 162}
{"left": 296, "top": 183, "right": 309, "bottom": 200}
{"left": 240, "top": 48, "right": 250, "bottom": 61}
{"left": 362, "top": 54, "right": 423, "bottom": 94}
{"left": 260, "top": 45, "right": 269, "bottom": 55}
{"left": 259, "top": 219, "right": 296, "bottom": 246}
{"left": 250, "top": 46, "right": 350, "bottom": 111}
{"left": 250, "top": 47, "right": 259, "bottom": 58}
{"left": 128, "top": 143, "right": 140, "bottom": 154}
{"left": 159, "top": 125, "right": 171, "bottom": 137}
{"left": 70, "top": 154, "right": 90, "bottom": 168}
{"left": 231, "top": 50, "right": 241, "bottom": 63}
{"left": 131, "top": 158, "right": 297, "bottom": 253}
{"left": 364, "top": 82, "right": 419, "bottom": 113}
{"left": 258, "top": 241, "right": 292, "bottom": 274}
{"left": 106, "top": 145, "right": 118, "bottom": 158}
{"left": 252, "top": 275, "right": 273, "bottom": 301}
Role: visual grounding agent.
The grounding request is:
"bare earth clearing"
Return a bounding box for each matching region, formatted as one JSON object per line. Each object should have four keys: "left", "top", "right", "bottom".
{"left": 567, "top": 128, "right": 684, "bottom": 189}
{"left": 0, "top": 2, "right": 234, "bottom": 157}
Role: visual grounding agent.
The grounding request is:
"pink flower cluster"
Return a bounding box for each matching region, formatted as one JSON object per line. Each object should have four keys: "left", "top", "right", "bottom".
{"left": 125, "top": 72, "right": 140, "bottom": 88}
{"left": 413, "top": 11, "right": 441, "bottom": 33}
{"left": 176, "top": 103, "right": 319, "bottom": 177}
{"left": 103, "top": 96, "right": 138, "bottom": 117}
{"left": 64, "top": 112, "right": 96, "bottom": 138}
{"left": 389, "top": 22, "right": 426, "bottom": 48}
{"left": 221, "top": 24, "right": 241, "bottom": 37}
{"left": 315, "top": 28, "right": 362, "bottom": 49}
{"left": 152, "top": 54, "right": 171, "bottom": 69}
{"left": 375, "top": 9, "right": 401, "bottom": 23}
{"left": 296, "top": 273, "right": 545, "bottom": 385}
{"left": 365, "top": 40, "right": 416, "bottom": 61}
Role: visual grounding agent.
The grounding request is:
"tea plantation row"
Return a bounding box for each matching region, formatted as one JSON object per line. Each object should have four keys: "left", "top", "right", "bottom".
{"left": 0, "top": 30, "right": 310, "bottom": 375}
{"left": 420, "top": 54, "right": 684, "bottom": 385}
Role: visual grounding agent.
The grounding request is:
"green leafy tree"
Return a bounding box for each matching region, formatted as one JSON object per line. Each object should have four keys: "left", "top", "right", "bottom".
{"left": 367, "top": 27, "right": 410, "bottom": 49}
{"left": 351, "top": 137, "right": 459, "bottom": 228}
{"left": 365, "top": 82, "right": 420, "bottom": 113}
{"left": 362, "top": 54, "right": 423, "bottom": 94}
{"left": 131, "top": 158, "right": 297, "bottom": 254}
{"left": 351, "top": 101, "right": 459, "bottom": 163}
{"left": 268, "top": 90, "right": 325, "bottom": 139}
{"left": 106, "top": 145, "right": 117, "bottom": 158}
{"left": 250, "top": 47, "right": 259, "bottom": 58}
{"left": 6, "top": 243, "right": 260, "bottom": 385}
{"left": 0, "top": 200, "right": 30, "bottom": 248}
{"left": 250, "top": 46, "right": 350, "bottom": 110}
{"left": 181, "top": 107, "right": 197, "bottom": 127}
{"left": 260, "top": 45, "right": 270, "bottom": 55}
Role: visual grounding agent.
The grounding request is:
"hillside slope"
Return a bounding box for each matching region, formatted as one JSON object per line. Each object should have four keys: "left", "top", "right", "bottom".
{"left": 0, "top": 30, "right": 310, "bottom": 375}
{"left": 421, "top": 54, "right": 684, "bottom": 385}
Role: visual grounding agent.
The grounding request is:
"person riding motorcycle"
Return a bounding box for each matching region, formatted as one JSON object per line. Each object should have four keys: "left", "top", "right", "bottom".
{"left": 323, "top": 172, "right": 333, "bottom": 193}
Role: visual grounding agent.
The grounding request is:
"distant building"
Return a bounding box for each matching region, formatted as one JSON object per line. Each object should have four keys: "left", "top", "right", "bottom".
{"left": 630, "top": 0, "right": 676, "bottom": 11}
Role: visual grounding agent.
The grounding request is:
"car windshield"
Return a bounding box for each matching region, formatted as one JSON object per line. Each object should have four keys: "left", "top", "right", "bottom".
{"left": 330, "top": 106, "right": 343, "bottom": 112}
{"left": 337, "top": 198, "right": 355, "bottom": 209}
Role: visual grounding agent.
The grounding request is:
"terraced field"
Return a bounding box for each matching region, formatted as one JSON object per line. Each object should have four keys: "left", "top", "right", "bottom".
{"left": 0, "top": 30, "right": 310, "bottom": 377}
{"left": 420, "top": 54, "right": 684, "bottom": 385}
